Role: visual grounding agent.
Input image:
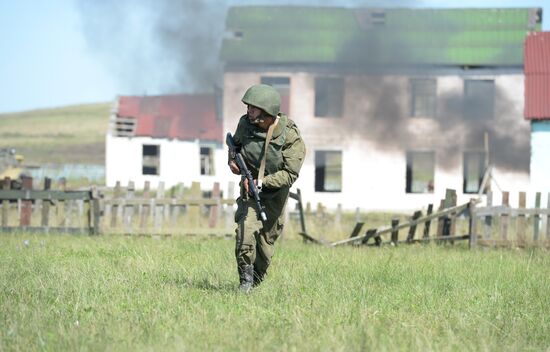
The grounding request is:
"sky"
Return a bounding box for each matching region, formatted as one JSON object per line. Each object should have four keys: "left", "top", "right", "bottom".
{"left": 0, "top": 0, "right": 548, "bottom": 113}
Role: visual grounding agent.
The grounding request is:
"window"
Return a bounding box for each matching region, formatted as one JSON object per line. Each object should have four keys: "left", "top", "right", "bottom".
{"left": 406, "top": 151, "right": 435, "bottom": 193}
{"left": 113, "top": 116, "right": 136, "bottom": 137}
{"left": 315, "top": 77, "right": 344, "bottom": 117}
{"left": 463, "top": 151, "right": 486, "bottom": 194}
{"left": 200, "top": 146, "right": 215, "bottom": 176}
{"left": 315, "top": 151, "right": 342, "bottom": 192}
{"left": 261, "top": 76, "right": 290, "bottom": 114}
{"left": 464, "top": 79, "right": 495, "bottom": 119}
{"left": 410, "top": 78, "right": 436, "bottom": 117}
{"left": 142, "top": 144, "right": 160, "bottom": 175}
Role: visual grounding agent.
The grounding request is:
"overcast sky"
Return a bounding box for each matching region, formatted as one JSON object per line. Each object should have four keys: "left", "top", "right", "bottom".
{"left": 0, "top": 0, "right": 548, "bottom": 113}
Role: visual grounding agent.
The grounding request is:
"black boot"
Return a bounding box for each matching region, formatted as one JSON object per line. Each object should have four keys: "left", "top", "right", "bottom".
{"left": 239, "top": 264, "right": 254, "bottom": 293}
{"left": 253, "top": 268, "right": 266, "bottom": 287}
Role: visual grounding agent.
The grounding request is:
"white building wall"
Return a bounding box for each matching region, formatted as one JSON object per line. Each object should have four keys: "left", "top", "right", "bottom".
{"left": 106, "top": 134, "right": 233, "bottom": 195}
{"left": 224, "top": 70, "right": 530, "bottom": 211}
{"left": 531, "top": 121, "right": 550, "bottom": 192}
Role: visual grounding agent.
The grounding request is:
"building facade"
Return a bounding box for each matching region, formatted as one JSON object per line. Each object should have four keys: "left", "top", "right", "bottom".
{"left": 221, "top": 7, "right": 541, "bottom": 210}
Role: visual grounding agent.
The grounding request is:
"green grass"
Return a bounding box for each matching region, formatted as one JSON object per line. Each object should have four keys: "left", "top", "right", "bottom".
{"left": 0, "top": 103, "right": 110, "bottom": 165}
{"left": 1, "top": 234, "right": 549, "bottom": 351}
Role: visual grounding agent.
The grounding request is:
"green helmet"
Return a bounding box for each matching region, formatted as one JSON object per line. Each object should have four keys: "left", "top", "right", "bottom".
{"left": 241, "top": 84, "right": 281, "bottom": 117}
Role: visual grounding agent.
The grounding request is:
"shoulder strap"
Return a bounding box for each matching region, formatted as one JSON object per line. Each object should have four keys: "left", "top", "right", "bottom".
{"left": 257, "top": 116, "right": 279, "bottom": 189}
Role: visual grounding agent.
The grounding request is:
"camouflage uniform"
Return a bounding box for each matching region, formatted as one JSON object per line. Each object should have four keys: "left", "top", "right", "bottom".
{"left": 230, "top": 85, "right": 305, "bottom": 291}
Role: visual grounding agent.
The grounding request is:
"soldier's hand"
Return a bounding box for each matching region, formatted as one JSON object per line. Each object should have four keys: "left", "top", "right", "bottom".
{"left": 228, "top": 160, "right": 240, "bottom": 175}
{"left": 243, "top": 178, "right": 258, "bottom": 195}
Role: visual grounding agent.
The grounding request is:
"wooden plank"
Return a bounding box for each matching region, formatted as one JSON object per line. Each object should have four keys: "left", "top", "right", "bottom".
{"left": 41, "top": 178, "right": 52, "bottom": 228}
{"left": 483, "top": 190, "right": 493, "bottom": 242}
{"left": 170, "top": 183, "right": 184, "bottom": 228}
{"left": 19, "top": 177, "right": 33, "bottom": 227}
{"left": 517, "top": 192, "right": 526, "bottom": 245}
{"left": 447, "top": 189, "right": 457, "bottom": 241}
{"left": 469, "top": 199, "right": 478, "bottom": 248}
{"left": 2, "top": 177, "right": 11, "bottom": 227}
{"left": 436, "top": 199, "right": 445, "bottom": 237}
{"left": 422, "top": 204, "right": 433, "bottom": 239}
{"left": 0, "top": 189, "right": 92, "bottom": 201}
{"left": 124, "top": 181, "right": 135, "bottom": 234}
{"left": 406, "top": 210, "right": 422, "bottom": 243}
{"left": 139, "top": 181, "right": 151, "bottom": 229}
{"left": 361, "top": 228, "right": 377, "bottom": 245}
{"left": 390, "top": 218, "right": 399, "bottom": 245}
{"left": 91, "top": 187, "right": 101, "bottom": 235}
{"left": 208, "top": 182, "right": 221, "bottom": 228}
{"left": 475, "top": 206, "right": 550, "bottom": 217}
{"left": 154, "top": 182, "right": 165, "bottom": 232}
{"left": 500, "top": 192, "right": 509, "bottom": 241}
{"left": 348, "top": 222, "right": 365, "bottom": 238}
{"left": 534, "top": 192, "right": 541, "bottom": 241}
{"left": 188, "top": 182, "right": 201, "bottom": 229}
{"left": 111, "top": 181, "right": 121, "bottom": 228}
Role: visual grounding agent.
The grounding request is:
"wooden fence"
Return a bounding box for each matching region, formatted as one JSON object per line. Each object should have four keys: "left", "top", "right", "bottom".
{"left": 301, "top": 189, "right": 550, "bottom": 249}
{"left": 0, "top": 177, "right": 308, "bottom": 237}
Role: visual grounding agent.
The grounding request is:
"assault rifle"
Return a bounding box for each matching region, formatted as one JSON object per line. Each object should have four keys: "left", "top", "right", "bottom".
{"left": 226, "top": 133, "right": 268, "bottom": 222}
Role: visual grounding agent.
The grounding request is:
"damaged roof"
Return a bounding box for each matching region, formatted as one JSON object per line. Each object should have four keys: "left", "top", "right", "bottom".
{"left": 116, "top": 94, "right": 222, "bottom": 142}
{"left": 524, "top": 31, "right": 550, "bottom": 120}
{"left": 221, "top": 7, "right": 542, "bottom": 67}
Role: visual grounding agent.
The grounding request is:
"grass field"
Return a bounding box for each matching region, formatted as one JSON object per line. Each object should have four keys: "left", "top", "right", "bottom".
{"left": 0, "top": 103, "right": 110, "bottom": 165}
{"left": 1, "top": 233, "right": 549, "bottom": 351}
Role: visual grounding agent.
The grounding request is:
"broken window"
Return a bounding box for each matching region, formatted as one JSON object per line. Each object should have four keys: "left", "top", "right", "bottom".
{"left": 315, "top": 77, "right": 344, "bottom": 118}
{"left": 113, "top": 116, "right": 136, "bottom": 137}
{"left": 315, "top": 150, "right": 342, "bottom": 192}
{"left": 463, "top": 79, "right": 495, "bottom": 119}
{"left": 200, "top": 146, "right": 215, "bottom": 176}
{"left": 406, "top": 151, "right": 435, "bottom": 194}
{"left": 410, "top": 78, "right": 436, "bottom": 117}
{"left": 463, "top": 151, "right": 486, "bottom": 194}
{"left": 142, "top": 144, "right": 160, "bottom": 175}
{"left": 261, "top": 76, "right": 291, "bottom": 114}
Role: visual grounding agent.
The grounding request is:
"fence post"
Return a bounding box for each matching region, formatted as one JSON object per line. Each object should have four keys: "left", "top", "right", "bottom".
{"left": 140, "top": 181, "right": 151, "bottom": 229}
{"left": 154, "top": 182, "right": 165, "bottom": 233}
{"left": 19, "top": 176, "right": 33, "bottom": 227}
{"left": 469, "top": 199, "right": 478, "bottom": 249}
{"left": 124, "top": 181, "right": 135, "bottom": 234}
{"left": 483, "top": 190, "right": 493, "bottom": 245}
{"left": 41, "top": 178, "right": 52, "bottom": 230}
{"left": 209, "top": 182, "right": 221, "bottom": 228}
{"left": 500, "top": 191, "right": 509, "bottom": 241}
{"left": 91, "top": 186, "right": 101, "bottom": 235}
{"left": 2, "top": 177, "right": 11, "bottom": 227}
{"left": 534, "top": 192, "right": 541, "bottom": 241}
{"left": 111, "top": 181, "right": 121, "bottom": 229}
{"left": 188, "top": 182, "right": 201, "bottom": 229}
{"left": 422, "top": 204, "right": 433, "bottom": 239}
{"left": 406, "top": 210, "right": 422, "bottom": 243}
{"left": 391, "top": 218, "right": 399, "bottom": 245}
{"left": 225, "top": 182, "right": 235, "bottom": 230}
{"left": 517, "top": 192, "right": 526, "bottom": 246}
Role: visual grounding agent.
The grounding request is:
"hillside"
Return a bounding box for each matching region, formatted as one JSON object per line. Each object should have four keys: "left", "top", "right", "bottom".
{"left": 0, "top": 103, "right": 111, "bottom": 165}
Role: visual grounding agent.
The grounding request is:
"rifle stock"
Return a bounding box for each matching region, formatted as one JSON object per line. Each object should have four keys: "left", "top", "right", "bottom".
{"left": 226, "top": 133, "right": 268, "bottom": 222}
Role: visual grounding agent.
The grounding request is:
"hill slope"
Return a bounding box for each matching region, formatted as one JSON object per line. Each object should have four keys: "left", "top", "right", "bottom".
{"left": 0, "top": 103, "right": 111, "bottom": 165}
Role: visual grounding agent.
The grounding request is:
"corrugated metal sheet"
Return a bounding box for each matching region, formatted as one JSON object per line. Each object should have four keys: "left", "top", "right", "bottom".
{"left": 221, "top": 7, "right": 542, "bottom": 66}
{"left": 116, "top": 95, "right": 222, "bottom": 142}
{"left": 524, "top": 32, "right": 550, "bottom": 120}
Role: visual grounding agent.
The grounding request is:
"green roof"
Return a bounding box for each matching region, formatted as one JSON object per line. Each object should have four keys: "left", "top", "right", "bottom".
{"left": 221, "top": 7, "right": 542, "bottom": 67}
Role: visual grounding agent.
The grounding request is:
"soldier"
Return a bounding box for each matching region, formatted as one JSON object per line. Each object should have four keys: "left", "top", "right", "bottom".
{"left": 228, "top": 84, "right": 306, "bottom": 293}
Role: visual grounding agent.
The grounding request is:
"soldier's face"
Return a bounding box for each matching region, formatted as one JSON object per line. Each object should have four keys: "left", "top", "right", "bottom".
{"left": 247, "top": 105, "right": 262, "bottom": 121}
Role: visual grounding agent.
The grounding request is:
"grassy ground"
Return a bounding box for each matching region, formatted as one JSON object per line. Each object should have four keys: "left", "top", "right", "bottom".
{"left": 0, "top": 103, "right": 110, "bottom": 165}
{"left": 1, "top": 234, "right": 549, "bottom": 351}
